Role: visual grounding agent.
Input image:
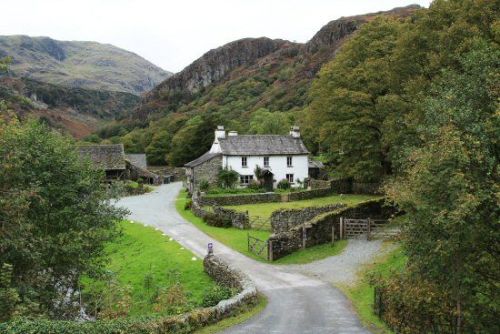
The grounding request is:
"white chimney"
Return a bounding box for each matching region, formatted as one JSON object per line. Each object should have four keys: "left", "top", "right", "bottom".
{"left": 215, "top": 125, "right": 226, "bottom": 140}
{"left": 228, "top": 131, "right": 238, "bottom": 137}
{"left": 290, "top": 126, "right": 300, "bottom": 138}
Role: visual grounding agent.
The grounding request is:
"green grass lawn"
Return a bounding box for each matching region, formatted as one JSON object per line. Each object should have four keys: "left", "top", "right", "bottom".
{"left": 339, "top": 245, "right": 407, "bottom": 334}
{"left": 226, "top": 193, "right": 379, "bottom": 220}
{"left": 177, "top": 190, "right": 350, "bottom": 264}
{"left": 83, "top": 220, "right": 218, "bottom": 316}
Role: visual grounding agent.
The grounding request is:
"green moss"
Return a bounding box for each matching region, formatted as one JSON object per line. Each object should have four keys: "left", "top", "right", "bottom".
{"left": 339, "top": 246, "right": 407, "bottom": 334}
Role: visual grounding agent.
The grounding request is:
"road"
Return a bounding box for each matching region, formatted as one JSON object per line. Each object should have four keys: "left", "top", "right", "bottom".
{"left": 117, "top": 183, "right": 380, "bottom": 334}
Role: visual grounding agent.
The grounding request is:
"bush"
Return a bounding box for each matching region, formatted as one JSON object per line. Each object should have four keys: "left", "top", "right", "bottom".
{"left": 217, "top": 168, "right": 239, "bottom": 189}
{"left": 199, "top": 179, "right": 210, "bottom": 192}
{"left": 184, "top": 199, "right": 193, "bottom": 210}
{"left": 203, "top": 213, "right": 232, "bottom": 228}
{"left": 277, "top": 179, "right": 290, "bottom": 190}
{"left": 201, "top": 285, "right": 233, "bottom": 307}
{"left": 247, "top": 180, "right": 263, "bottom": 191}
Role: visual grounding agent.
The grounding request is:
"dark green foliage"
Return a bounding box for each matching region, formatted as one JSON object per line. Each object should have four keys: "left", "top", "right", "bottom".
{"left": 199, "top": 180, "right": 210, "bottom": 192}
{"left": 203, "top": 213, "right": 232, "bottom": 228}
{"left": 0, "top": 120, "right": 126, "bottom": 320}
{"left": 277, "top": 179, "right": 291, "bottom": 190}
{"left": 184, "top": 200, "right": 193, "bottom": 210}
{"left": 201, "top": 285, "right": 233, "bottom": 307}
{"left": 217, "top": 168, "right": 239, "bottom": 189}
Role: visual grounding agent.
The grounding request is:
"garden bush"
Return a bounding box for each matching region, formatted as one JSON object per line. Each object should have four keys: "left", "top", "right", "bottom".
{"left": 201, "top": 285, "right": 233, "bottom": 307}
{"left": 277, "top": 179, "right": 290, "bottom": 190}
{"left": 199, "top": 180, "right": 210, "bottom": 192}
{"left": 217, "top": 168, "right": 239, "bottom": 189}
{"left": 184, "top": 199, "right": 193, "bottom": 210}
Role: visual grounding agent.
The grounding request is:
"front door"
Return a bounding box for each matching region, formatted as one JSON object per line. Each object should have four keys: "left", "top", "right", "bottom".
{"left": 263, "top": 172, "right": 274, "bottom": 191}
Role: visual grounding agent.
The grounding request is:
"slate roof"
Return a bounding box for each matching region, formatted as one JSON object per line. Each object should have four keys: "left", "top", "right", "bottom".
{"left": 309, "top": 160, "right": 325, "bottom": 169}
{"left": 125, "top": 154, "right": 147, "bottom": 169}
{"left": 78, "top": 144, "right": 126, "bottom": 170}
{"left": 184, "top": 152, "right": 221, "bottom": 168}
{"left": 218, "top": 135, "right": 309, "bottom": 156}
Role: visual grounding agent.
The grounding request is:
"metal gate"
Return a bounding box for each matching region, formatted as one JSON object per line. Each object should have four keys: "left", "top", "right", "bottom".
{"left": 247, "top": 234, "right": 269, "bottom": 260}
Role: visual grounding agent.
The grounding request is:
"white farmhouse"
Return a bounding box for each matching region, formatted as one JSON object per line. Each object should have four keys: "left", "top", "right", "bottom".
{"left": 185, "top": 125, "right": 310, "bottom": 193}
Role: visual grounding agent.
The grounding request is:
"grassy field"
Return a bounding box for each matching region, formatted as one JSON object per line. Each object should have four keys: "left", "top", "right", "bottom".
{"left": 177, "top": 190, "right": 350, "bottom": 264}
{"left": 340, "top": 245, "right": 407, "bottom": 334}
{"left": 226, "top": 194, "right": 379, "bottom": 220}
{"left": 194, "top": 294, "right": 268, "bottom": 334}
{"left": 83, "top": 220, "right": 218, "bottom": 316}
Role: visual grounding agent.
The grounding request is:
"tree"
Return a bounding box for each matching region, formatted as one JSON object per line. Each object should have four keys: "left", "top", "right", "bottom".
{"left": 248, "top": 108, "right": 291, "bottom": 135}
{"left": 217, "top": 168, "right": 239, "bottom": 189}
{"left": 385, "top": 43, "right": 499, "bottom": 333}
{"left": 0, "top": 120, "right": 126, "bottom": 320}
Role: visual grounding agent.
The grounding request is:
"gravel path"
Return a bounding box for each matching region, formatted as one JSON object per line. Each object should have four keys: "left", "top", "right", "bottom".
{"left": 116, "top": 183, "right": 385, "bottom": 334}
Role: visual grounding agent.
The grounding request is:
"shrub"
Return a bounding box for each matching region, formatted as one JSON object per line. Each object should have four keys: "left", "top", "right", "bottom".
{"left": 217, "top": 168, "right": 239, "bottom": 189}
{"left": 201, "top": 285, "right": 233, "bottom": 307}
{"left": 277, "top": 179, "right": 290, "bottom": 190}
{"left": 247, "top": 180, "right": 263, "bottom": 190}
{"left": 184, "top": 199, "right": 193, "bottom": 210}
{"left": 199, "top": 179, "right": 210, "bottom": 192}
{"left": 203, "top": 213, "right": 232, "bottom": 228}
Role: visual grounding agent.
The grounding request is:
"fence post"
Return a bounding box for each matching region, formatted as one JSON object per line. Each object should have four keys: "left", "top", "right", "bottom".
{"left": 268, "top": 240, "right": 273, "bottom": 261}
{"left": 367, "top": 217, "right": 372, "bottom": 241}
{"left": 302, "top": 226, "right": 307, "bottom": 249}
{"left": 331, "top": 225, "right": 335, "bottom": 245}
{"left": 247, "top": 232, "right": 250, "bottom": 252}
{"left": 340, "top": 217, "right": 344, "bottom": 239}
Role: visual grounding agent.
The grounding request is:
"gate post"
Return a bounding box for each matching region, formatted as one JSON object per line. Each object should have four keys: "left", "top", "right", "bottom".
{"left": 331, "top": 225, "right": 335, "bottom": 244}
{"left": 340, "top": 217, "right": 344, "bottom": 239}
{"left": 302, "top": 226, "right": 307, "bottom": 249}
{"left": 268, "top": 240, "right": 273, "bottom": 261}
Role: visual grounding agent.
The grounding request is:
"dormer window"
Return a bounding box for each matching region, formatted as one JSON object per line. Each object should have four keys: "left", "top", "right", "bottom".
{"left": 242, "top": 156, "right": 247, "bottom": 168}
{"left": 287, "top": 156, "right": 293, "bottom": 167}
{"left": 264, "top": 156, "right": 269, "bottom": 167}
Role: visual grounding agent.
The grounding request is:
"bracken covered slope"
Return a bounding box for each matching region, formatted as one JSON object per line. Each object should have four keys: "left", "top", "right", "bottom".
{"left": 0, "top": 35, "right": 171, "bottom": 95}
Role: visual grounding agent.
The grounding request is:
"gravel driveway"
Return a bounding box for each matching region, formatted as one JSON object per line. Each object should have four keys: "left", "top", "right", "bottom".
{"left": 116, "top": 183, "right": 386, "bottom": 334}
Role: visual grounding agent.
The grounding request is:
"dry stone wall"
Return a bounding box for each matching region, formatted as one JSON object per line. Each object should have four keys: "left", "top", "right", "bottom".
{"left": 192, "top": 194, "right": 250, "bottom": 229}
{"left": 270, "top": 203, "right": 346, "bottom": 233}
{"left": 193, "top": 155, "right": 222, "bottom": 189}
{"left": 200, "top": 192, "right": 281, "bottom": 206}
{"left": 269, "top": 199, "right": 395, "bottom": 260}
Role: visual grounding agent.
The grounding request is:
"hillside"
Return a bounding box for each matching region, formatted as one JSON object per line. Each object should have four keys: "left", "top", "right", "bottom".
{"left": 100, "top": 5, "right": 419, "bottom": 165}
{"left": 0, "top": 35, "right": 171, "bottom": 95}
{"left": 0, "top": 76, "right": 140, "bottom": 138}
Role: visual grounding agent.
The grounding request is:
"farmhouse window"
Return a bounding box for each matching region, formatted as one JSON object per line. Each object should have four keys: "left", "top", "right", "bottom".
{"left": 264, "top": 156, "right": 269, "bottom": 167}
{"left": 240, "top": 175, "right": 253, "bottom": 185}
{"left": 287, "top": 156, "right": 293, "bottom": 167}
{"left": 242, "top": 156, "right": 247, "bottom": 168}
{"left": 286, "top": 173, "right": 294, "bottom": 183}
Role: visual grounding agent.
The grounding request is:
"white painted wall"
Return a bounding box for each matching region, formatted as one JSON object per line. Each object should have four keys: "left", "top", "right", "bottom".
{"left": 222, "top": 155, "right": 309, "bottom": 188}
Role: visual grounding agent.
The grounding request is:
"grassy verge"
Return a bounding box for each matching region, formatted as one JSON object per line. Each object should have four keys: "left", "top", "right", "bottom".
{"left": 82, "top": 220, "right": 218, "bottom": 316}
{"left": 177, "top": 190, "right": 350, "bottom": 264}
{"left": 194, "top": 293, "right": 268, "bottom": 334}
{"left": 176, "top": 191, "right": 271, "bottom": 261}
{"left": 226, "top": 193, "right": 380, "bottom": 219}
{"left": 273, "top": 240, "right": 348, "bottom": 265}
{"left": 339, "top": 245, "right": 407, "bottom": 334}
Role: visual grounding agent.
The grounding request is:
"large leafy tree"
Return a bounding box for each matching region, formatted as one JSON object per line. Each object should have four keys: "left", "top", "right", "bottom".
{"left": 0, "top": 120, "right": 126, "bottom": 320}
{"left": 385, "top": 43, "right": 499, "bottom": 332}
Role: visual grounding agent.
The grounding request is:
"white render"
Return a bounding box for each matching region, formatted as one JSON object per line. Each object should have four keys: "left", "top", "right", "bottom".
{"left": 223, "top": 154, "right": 308, "bottom": 188}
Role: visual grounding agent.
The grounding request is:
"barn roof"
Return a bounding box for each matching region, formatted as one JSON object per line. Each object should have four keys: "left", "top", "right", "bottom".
{"left": 78, "top": 144, "right": 126, "bottom": 170}
{"left": 125, "top": 154, "right": 147, "bottom": 169}
{"left": 218, "top": 135, "right": 309, "bottom": 156}
{"left": 184, "top": 152, "right": 221, "bottom": 168}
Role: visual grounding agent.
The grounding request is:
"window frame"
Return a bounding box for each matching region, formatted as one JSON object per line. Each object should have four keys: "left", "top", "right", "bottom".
{"left": 240, "top": 174, "right": 253, "bottom": 185}
{"left": 263, "top": 156, "right": 270, "bottom": 167}
{"left": 241, "top": 156, "right": 248, "bottom": 168}
{"left": 286, "top": 173, "right": 294, "bottom": 184}
{"left": 286, "top": 156, "right": 293, "bottom": 167}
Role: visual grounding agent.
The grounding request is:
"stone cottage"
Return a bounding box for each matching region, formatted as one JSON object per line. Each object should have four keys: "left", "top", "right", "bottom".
{"left": 78, "top": 145, "right": 160, "bottom": 184}
{"left": 185, "top": 126, "right": 310, "bottom": 192}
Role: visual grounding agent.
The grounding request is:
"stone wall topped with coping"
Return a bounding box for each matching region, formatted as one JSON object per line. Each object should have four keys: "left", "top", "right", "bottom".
{"left": 213, "top": 206, "right": 250, "bottom": 229}
{"left": 269, "top": 199, "right": 395, "bottom": 260}
{"left": 270, "top": 203, "right": 346, "bottom": 233}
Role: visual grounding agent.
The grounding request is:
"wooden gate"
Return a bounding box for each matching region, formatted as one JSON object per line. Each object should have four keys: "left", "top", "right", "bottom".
{"left": 342, "top": 218, "right": 388, "bottom": 240}
{"left": 247, "top": 234, "right": 269, "bottom": 260}
{"left": 249, "top": 216, "right": 271, "bottom": 231}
